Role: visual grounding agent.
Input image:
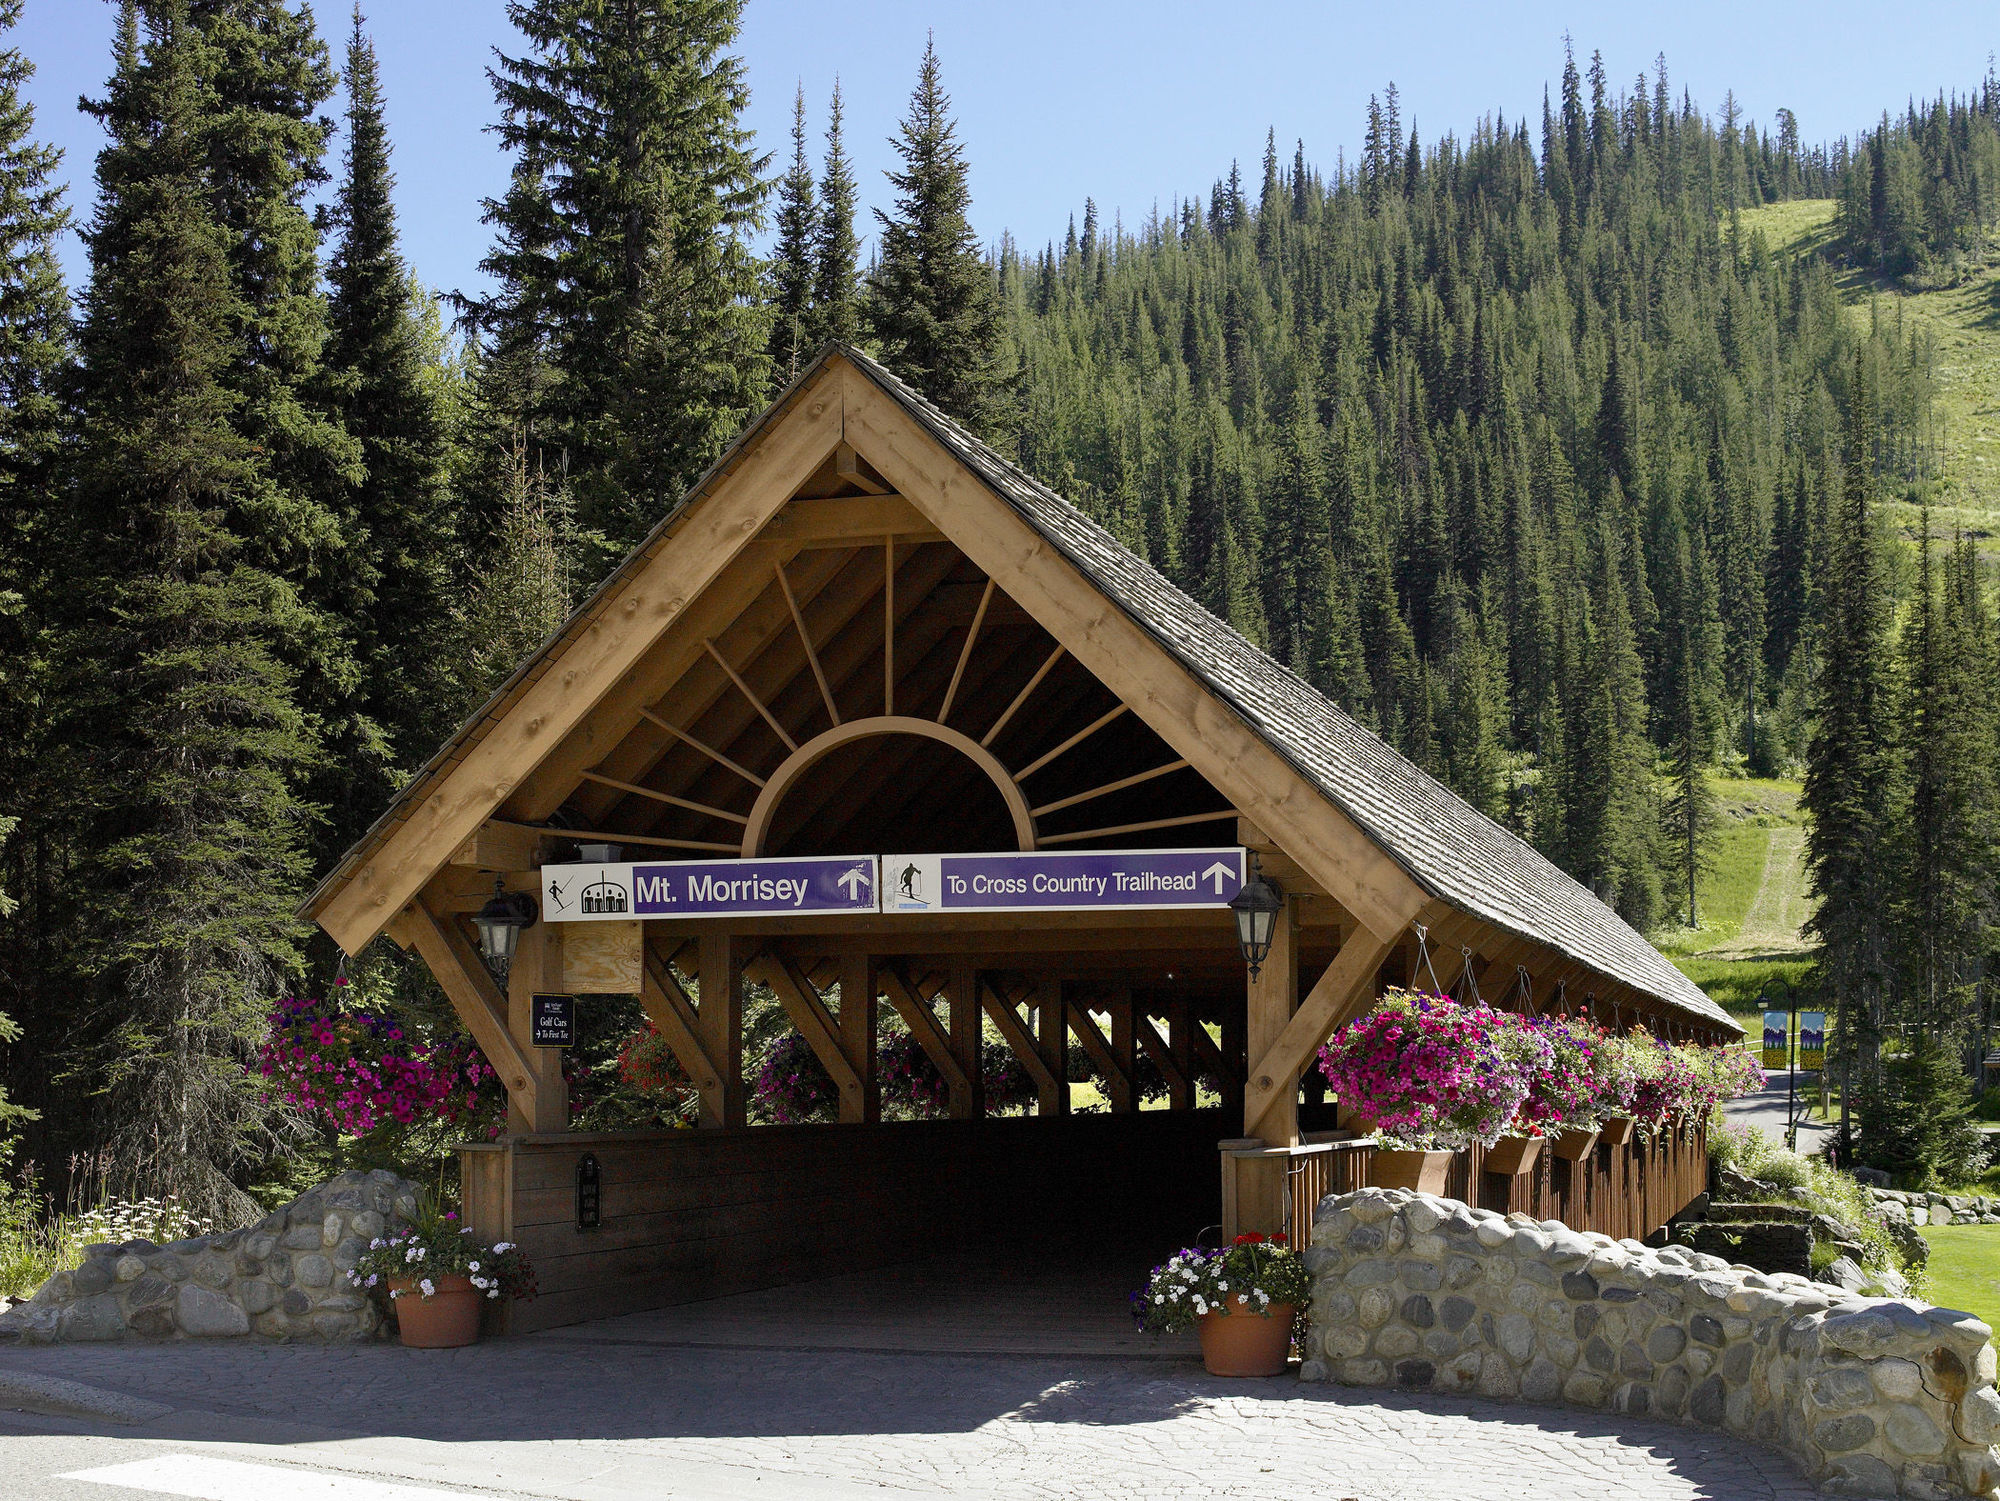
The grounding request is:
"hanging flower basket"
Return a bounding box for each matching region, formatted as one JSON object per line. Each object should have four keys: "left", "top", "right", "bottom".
{"left": 1598, "top": 1115, "right": 1636, "bottom": 1146}
{"left": 1484, "top": 1133, "right": 1542, "bottom": 1176}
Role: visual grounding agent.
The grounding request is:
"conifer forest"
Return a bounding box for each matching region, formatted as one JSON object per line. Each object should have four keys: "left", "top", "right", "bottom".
{"left": 2, "top": 0, "right": 2000, "bottom": 1207}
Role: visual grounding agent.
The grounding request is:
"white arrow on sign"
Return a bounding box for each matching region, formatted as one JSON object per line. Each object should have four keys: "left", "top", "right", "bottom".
{"left": 1202, "top": 860, "right": 1235, "bottom": 894}
{"left": 836, "top": 864, "right": 873, "bottom": 899}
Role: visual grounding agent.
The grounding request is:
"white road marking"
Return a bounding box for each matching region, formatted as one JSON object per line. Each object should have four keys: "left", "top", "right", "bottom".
{"left": 60, "top": 1453, "right": 492, "bottom": 1501}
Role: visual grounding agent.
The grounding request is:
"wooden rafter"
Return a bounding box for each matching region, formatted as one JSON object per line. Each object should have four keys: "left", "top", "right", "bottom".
{"left": 635, "top": 708, "right": 767, "bottom": 788}
{"left": 390, "top": 900, "right": 540, "bottom": 1113}
{"left": 937, "top": 576, "right": 994, "bottom": 727}
{"left": 836, "top": 439, "right": 889, "bottom": 494}
{"left": 577, "top": 770, "right": 750, "bottom": 825}
{"left": 1015, "top": 704, "right": 1128, "bottom": 780}
{"left": 982, "top": 644, "right": 1065, "bottom": 748}
{"left": 883, "top": 537, "right": 896, "bottom": 715}
{"left": 1030, "top": 758, "right": 1190, "bottom": 820}
{"left": 775, "top": 560, "right": 840, "bottom": 729}
{"left": 1039, "top": 809, "right": 1237, "bottom": 846}
{"left": 704, "top": 637, "right": 799, "bottom": 752}
{"left": 1242, "top": 922, "right": 1408, "bottom": 1131}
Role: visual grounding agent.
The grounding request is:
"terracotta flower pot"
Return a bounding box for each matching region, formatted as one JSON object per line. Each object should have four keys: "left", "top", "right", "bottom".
{"left": 1552, "top": 1127, "right": 1599, "bottom": 1161}
{"left": 1368, "top": 1148, "right": 1454, "bottom": 1194}
{"left": 390, "top": 1275, "right": 483, "bottom": 1348}
{"left": 1598, "top": 1115, "right": 1635, "bottom": 1147}
{"left": 1195, "top": 1295, "right": 1296, "bottom": 1377}
{"left": 1484, "top": 1134, "right": 1543, "bottom": 1176}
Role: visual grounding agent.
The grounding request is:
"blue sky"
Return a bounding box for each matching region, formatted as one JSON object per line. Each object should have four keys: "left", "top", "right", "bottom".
{"left": 14, "top": 1, "right": 1997, "bottom": 306}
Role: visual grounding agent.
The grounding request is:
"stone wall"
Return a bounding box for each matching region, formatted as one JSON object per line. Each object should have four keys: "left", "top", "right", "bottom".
{"left": 1303, "top": 1188, "right": 2000, "bottom": 1499}
{"left": 1876, "top": 1189, "right": 2000, "bottom": 1229}
{"left": 0, "top": 1170, "right": 419, "bottom": 1344}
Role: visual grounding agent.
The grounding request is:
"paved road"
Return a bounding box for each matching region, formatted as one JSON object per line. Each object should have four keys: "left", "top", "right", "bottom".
{"left": 1721, "top": 1069, "right": 1832, "bottom": 1154}
{"left": 0, "top": 1330, "right": 1824, "bottom": 1501}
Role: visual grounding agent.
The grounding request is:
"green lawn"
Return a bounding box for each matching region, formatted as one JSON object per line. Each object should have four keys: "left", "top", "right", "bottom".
{"left": 1919, "top": 1224, "right": 2000, "bottom": 1329}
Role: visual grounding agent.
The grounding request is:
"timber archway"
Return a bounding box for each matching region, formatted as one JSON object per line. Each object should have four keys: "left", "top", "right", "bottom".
{"left": 740, "top": 716, "right": 1035, "bottom": 856}
{"left": 305, "top": 345, "right": 1739, "bottom": 1334}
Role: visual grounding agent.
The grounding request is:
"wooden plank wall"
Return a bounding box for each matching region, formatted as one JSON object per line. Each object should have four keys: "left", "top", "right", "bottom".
{"left": 1288, "top": 1126, "right": 1709, "bottom": 1250}
{"left": 474, "top": 1110, "right": 1227, "bottom": 1333}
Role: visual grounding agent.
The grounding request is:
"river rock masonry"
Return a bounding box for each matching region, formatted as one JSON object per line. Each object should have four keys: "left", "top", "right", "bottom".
{"left": 0, "top": 1169, "right": 421, "bottom": 1344}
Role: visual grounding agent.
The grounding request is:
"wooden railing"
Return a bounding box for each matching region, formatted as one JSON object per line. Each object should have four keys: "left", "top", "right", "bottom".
{"left": 1237, "top": 1123, "right": 1710, "bottom": 1246}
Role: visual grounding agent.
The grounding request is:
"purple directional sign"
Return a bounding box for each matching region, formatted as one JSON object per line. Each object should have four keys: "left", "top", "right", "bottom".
{"left": 879, "top": 847, "right": 1245, "bottom": 914}
{"left": 541, "top": 855, "right": 878, "bottom": 921}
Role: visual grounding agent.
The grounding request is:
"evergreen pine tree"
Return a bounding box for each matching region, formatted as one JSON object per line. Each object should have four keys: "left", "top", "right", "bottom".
{"left": 811, "top": 78, "right": 860, "bottom": 348}
{"left": 469, "top": 0, "right": 769, "bottom": 553}
{"left": 319, "top": 5, "right": 458, "bottom": 831}
{"left": 868, "top": 36, "right": 1008, "bottom": 436}
{"left": 63, "top": 0, "right": 312, "bottom": 1214}
{"left": 768, "top": 82, "right": 816, "bottom": 382}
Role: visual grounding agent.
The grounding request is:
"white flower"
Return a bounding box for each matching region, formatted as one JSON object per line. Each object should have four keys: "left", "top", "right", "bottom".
{"left": 486, "top": 1289, "right": 500, "bottom": 1299}
{"left": 1153, "top": 1295, "right": 1164, "bottom": 1304}
{"left": 1217, "top": 1281, "right": 1229, "bottom": 1292}
{"left": 467, "top": 1261, "right": 480, "bottom": 1273}
{"left": 370, "top": 1238, "right": 384, "bottom": 1250}
{"left": 493, "top": 1242, "right": 513, "bottom": 1253}
{"left": 419, "top": 1278, "right": 435, "bottom": 1297}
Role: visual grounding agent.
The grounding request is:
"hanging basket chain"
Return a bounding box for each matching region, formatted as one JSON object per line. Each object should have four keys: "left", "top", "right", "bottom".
{"left": 1412, "top": 924, "right": 1445, "bottom": 994}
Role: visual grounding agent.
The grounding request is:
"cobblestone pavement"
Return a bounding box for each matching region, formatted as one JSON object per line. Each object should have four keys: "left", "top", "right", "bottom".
{"left": 0, "top": 1334, "right": 1824, "bottom": 1500}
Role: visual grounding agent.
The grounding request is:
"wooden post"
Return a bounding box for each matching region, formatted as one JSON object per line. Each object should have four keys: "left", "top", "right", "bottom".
{"left": 840, "top": 953, "right": 878, "bottom": 1124}
{"left": 1108, "top": 986, "right": 1136, "bottom": 1112}
{"left": 697, "top": 932, "right": 745, "bottom": 1129}
{"left": 1035, "top": 977, "right": 1068, "bottom": 1116}
{"left": 948, "top": 960, "right": 982, "bottom": 1119}
{"left": 506, "top": 920, "right": 568, "bottom": 1135}
{"left": 1168, "top": 996, "right": 1196, "bottom": 1112}
{"left": 1219, "top": 998, "right": 1246, "bottom": 1129}
{"left": 1244, "top": 894, "right": 1300, "bottom": 1145}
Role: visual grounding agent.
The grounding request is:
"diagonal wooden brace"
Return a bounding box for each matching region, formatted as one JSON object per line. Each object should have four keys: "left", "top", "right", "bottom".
{"left": 979, "top": 976, "right": 1061, "bottom": 1098}
{"left": 1066, "top": 1003, "right": 1132, "bottom": 1110}
{"left": 749, "top": 951, "right": 862, "bottom": 1098}
{"left": 392, "top": 900, "right": 541, "bottom": 1123}
{"left": 1135, "top": 1011, "right": 1192, "bottom": 1108}
{"left": 638, "top": 944, "right": 726, "bottom": 1099}
{"left": 879, "top": 965, "right": 971, "bottom": 1097}
{"left": 1243, "top": 922, "right": 1406, "bottom": 1136}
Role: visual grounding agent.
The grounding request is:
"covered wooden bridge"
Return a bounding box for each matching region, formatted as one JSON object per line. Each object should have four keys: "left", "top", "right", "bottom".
{"left": 304, "top": 347, "right": 1738, "bottom": 1333}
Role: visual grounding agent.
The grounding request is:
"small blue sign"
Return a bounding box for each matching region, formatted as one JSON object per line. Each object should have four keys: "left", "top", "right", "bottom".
{"left": 542, "top": 855, "right": 877, "bottom": 921}
{"left": 880, "top": 848, "right": 1245, "bottom": 914}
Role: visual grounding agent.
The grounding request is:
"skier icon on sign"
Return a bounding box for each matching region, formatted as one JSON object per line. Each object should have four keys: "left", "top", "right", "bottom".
{"left": 898, "top": 862, "right": 923, "bottom": 902}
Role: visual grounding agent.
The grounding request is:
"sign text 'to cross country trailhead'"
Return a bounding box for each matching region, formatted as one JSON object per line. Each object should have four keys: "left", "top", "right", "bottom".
{"left": 539, "top": 848, "right": 1246, "bottom": 921}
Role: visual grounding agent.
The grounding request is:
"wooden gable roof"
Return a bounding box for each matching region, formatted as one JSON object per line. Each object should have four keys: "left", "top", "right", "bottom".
{"left": 304, "top": 346, "right": 1735, "bottom": 1034}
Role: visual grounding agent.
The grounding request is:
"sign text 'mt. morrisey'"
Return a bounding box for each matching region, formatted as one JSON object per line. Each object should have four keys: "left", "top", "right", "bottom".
{"left": 541, "top": 855, "right": 877, "bottom": 922}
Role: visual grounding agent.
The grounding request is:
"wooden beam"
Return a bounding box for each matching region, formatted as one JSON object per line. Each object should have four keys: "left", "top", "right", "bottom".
{"left": 880, "top": 965, "right": 972, "bottom": 1104}
{"left": 494, "top": 820, "right": 736, "bottom": 855}
{"left": 636, "top": 708, "right": 767, "bottom": 787}
{"left": 705, "top": 638, "right": 799, "bottom": 752}
{"left": 1244, "top": 895, "right": 1300, "bottom": 1143}
{"left": 1039, "top": 809, "right": 1237, "bottom": 846}
{"left": 981, "top": 644, "right": 1065, "bottom": 748}
{"left": 749, "top": 951, "right": 862, "bottom": 1102}
{"left": 775, "top": 561, "right": 840, "bottom": 729}
{"left": 937, "top": 577, "right": 995, "bottom": 728}
{"left": 392, "top": 899, "right": 542, "bottom": 1123}
{"left": 883, "top": 537, "right": 896, "bottom": 716}
{"left": 1015, "top": 704, "right": 1128, "bottom": 780}
{"left": 835, "top": 440, "right": 890, "bottom": 494}
{"left": 979, "top": 976, "right": 1061, "bottom": 1101}
{"left": 1030, "top": 759, "right": 1189, "bottom": 819}
{"left": 948, "top": 960, "right": 982, "bottom": 1120}
{"left": 696, "top": 932, "right": 746, "bottom": 1128}
{"left": 576, "top": 770, "right": 749, "bottom": 825}
{"left": 840, "top": 953, "right": 878, "bottom": 1124}
{"left": 637, "top": 945, "right": 727, "bottom": 1116}
{"left": 843, "top": 369, "right": 1434, "bottom": 943}
{"left": 1068, "top": 1000, "right": 1133, "bottom": 1113}
{"left": 1136, "top": 1010, "right": 1192, "bottom": 1110}
{"left": 314, "top": 366, "right": 845, "bottom": 953}
{"left": 1242, "top": 922, "right": 1404, "bottom": 1132}
{"left": 447, "top": 822, "right": 546, "bottom": 871}
{"left": 1035, "top": 978, "right": 1068, "bottom": 1116}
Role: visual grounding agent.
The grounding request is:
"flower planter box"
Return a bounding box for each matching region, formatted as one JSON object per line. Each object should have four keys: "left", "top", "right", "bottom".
{"left": 1369, "top": 1148, "right": 1454, "bottom": 1194}
{"left": 1598, "top": 1115, "right": 1635, "bottom": 1147}
{"left": 389, "top": 1275, "right": 483, "bottom": 1348}
{"left": 1552, "top": 1127, "right": 1599, "bottom": 1161}
{"left": 1484, "top": 1134, "right": 1543, "bottom": 1176}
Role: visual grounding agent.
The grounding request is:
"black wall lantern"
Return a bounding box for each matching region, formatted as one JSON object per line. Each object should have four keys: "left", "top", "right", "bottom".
{"left": 474, "top": 876, "right": 538, "bottom": 974}
{"left": 1229, "top": 855, "right": 1285, "bottom": 978}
